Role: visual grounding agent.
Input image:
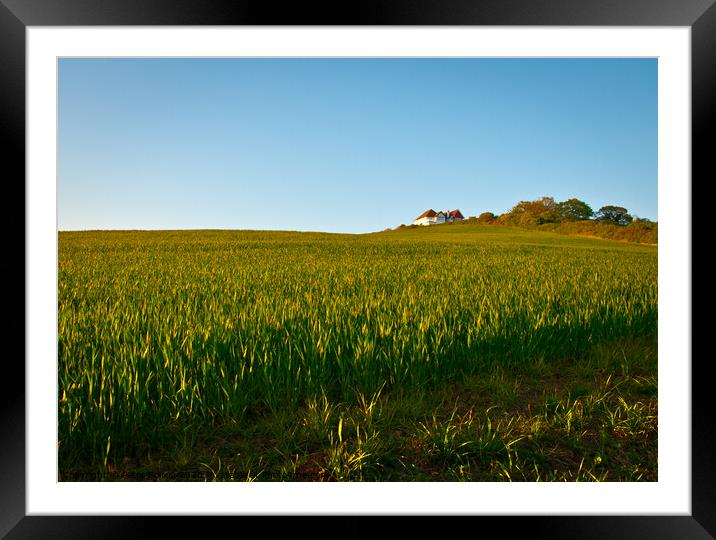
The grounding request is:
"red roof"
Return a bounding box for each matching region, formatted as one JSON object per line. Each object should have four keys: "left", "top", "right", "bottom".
{"left": 416, "top": 209, "right": 437, "bottom": 219}
{"left": 449, "top": 209, "right": 464, "bottom": 219}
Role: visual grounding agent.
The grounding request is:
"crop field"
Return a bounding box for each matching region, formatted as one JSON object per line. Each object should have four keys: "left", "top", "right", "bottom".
{"left": 58, "top": 225, "right": 658, "bottom": 481}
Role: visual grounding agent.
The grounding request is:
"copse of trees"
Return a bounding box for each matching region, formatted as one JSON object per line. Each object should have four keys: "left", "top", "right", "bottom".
{"left": 497, "top": 196, "right": 642, "bottom": 226}
{"left": 483, "top": 196, "right": 656, "bottom": 244}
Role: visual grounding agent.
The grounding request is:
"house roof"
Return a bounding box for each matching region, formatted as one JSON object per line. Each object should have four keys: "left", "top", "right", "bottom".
{"left": 416, "top": 209, "right": 437, "bottom": 219}
{"left": 449, "top": 209, "right": 464, "bottom": 218}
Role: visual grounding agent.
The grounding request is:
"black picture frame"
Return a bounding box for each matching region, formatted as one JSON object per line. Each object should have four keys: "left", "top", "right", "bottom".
{"left": 3, "top": 0, "right": 713, "bottom": 537}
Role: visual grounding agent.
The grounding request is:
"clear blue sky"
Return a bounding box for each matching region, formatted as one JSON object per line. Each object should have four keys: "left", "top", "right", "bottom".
{"left": 58, "top": 58, "right": 657, "bottom": 233}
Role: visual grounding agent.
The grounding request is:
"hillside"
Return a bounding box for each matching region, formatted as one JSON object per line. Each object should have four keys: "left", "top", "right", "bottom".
{"left": 377, "top": 221, "right": 658, "bottom": 250}
{"left": 58, "top": 228, "right": 657, "bottom": 481}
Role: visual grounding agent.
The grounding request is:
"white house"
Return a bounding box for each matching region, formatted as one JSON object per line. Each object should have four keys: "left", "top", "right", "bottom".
{"left": 413, "top": 209, "right": 465, "bottom": 226}
{"left": 414, "top": 209, "right": 442, "bottom": 226}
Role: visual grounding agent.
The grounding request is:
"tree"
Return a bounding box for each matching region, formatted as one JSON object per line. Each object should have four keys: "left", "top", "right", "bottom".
{"left": 558, "top": 198, "right": 593, "bottom": 221}
{"left": 508, "top": 196, "right": 559, "bottom": 225}
{"left": 477, "top": 211, "right": 496, "bottom": 223}
{"left": 595, "top": 205, "right": 633, "bottom": 226}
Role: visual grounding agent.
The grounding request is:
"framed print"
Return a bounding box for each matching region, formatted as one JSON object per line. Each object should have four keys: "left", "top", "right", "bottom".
{"left": 4, "top": 0, "right": 714, "bottom": 537}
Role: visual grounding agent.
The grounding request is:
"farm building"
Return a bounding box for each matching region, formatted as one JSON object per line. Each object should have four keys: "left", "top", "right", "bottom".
{"left": 413, "top": 209, "right": 465, "bottom": 226}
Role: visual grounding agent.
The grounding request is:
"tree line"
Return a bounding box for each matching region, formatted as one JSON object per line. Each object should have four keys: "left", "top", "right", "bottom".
{"left": 474, "top": 196, "right": 654, "bottom": 227}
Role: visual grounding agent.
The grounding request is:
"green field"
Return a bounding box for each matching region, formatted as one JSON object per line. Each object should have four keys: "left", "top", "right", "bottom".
{"left": 58, "top": 225, "right": 658, "bottom": 481}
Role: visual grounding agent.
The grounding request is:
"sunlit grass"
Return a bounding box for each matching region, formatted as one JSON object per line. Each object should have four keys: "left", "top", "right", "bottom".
{"left": 58, "top": 227, "right": 657, "bottom": 480}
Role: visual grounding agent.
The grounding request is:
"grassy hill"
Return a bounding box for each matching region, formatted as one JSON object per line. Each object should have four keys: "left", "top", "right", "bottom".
{"left": 387, "top": 218, "right": 657, "bottom": 245}
{"left": 58, "top": 227, "right": 657, "bottom": 481}
{"left": 378, "top": 221, "right": 657, "bottom": 248}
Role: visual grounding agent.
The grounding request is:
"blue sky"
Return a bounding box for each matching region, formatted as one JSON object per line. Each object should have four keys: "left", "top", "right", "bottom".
{"left": 58, "top": 58, "right": 657, "bottom": 233}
